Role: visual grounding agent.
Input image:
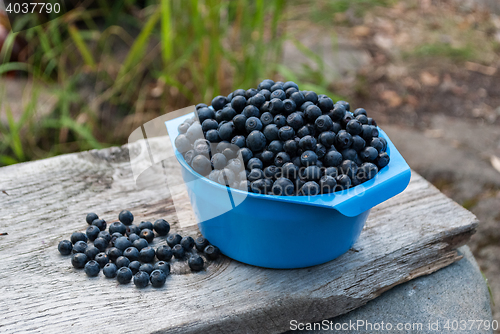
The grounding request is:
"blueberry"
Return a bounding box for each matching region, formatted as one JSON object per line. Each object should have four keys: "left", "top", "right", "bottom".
{"left": 270, "top": 89, "right": 286, "bottom": 100}
{"left": 129, "top": 261, "right": 141, "bottom": 275}
{"left": 138, "top": 229, "right": 154, "bottom": 243}
{"left": 167, "top": 233, "right": 182, "bottom": 247}
{"left": 178, "top": 122, "right": 190, "bottom": 134}
{"left": 282, "top": 99, "right": 297, "bottom": 115}
{"left": 324, "top": 150, "right": 343, "bottom": 167}
{"left": 94, "top": 252, "right": 109, "bottom": 268}
{"left": 272, "top": 178, "right": 295, "bottom": 196}
{"left": 172, "top": 244, "right": 185, "bottom": 259}
{"left": 194, "top": 237, "right": 210, "bottom": 252}
{"left": 90, "top": 219, "right": 106, "bottom": 231}
{"left": 230, "top": 135, "right": 245, "bottom": 149}
{"left": 85, "top": 225, "right": 100, "bottom": 242}
{"left": 336, "top": 174, "right": 352, "bottom": 191}
{"left": 153, "top": 219, "right": 170, "bottom": 237}
{"left": 339, "top": 160, "right": 358, "bottom": 179}
{"left": 304, "top": 105, "right": 321, "bottom": 123}
{"left": 290, "top": 92, "right": 305, "bottom": 108}
{"left": 186, "top": 123, "right": 204, "bottom": 143}
{"left": 109, "top": 221, "right": 126, "bottom": 235}
{"left": 86, "top": 213, "right": 99, "bottom": 225}
{"left": 360, "top": 146, "right": 378, "bottom": 162}
{"left": 324, "top": 167, "right": 339, "bottom": 178}
{"left": 335, "top": 130, "right": 353, "bottom": 150}
{"left": 150, "top": 269, "right": 167, "bottom": 288}
{"left": 222, "top": 147, "right": 238, "bottom": 161}
{"left": 58, "top": 240, "right": 73, "bottom": 255}
{"left": 180, "top": 236, "right": 195, "bottom": 250}
{"left": 345, "top": 119, "right": 362, "bottom": 135}
{"left": 270, "top": 82, "right": 284, "bottom": 92}
{"left": 226, "top": 158, "right": 244, "bottom": 174}
{"left": 318, "top": 97, "right": 334, "bottom": 113}
{"left": 219, "top": 107, "right": 237, "bottom": 122}
{"left": 299, "top": 135, "right": 317, "bottom": 151}
{"left": 71, "top": 253, "right": 88, "bottom": 269}
{"left": 260, "top": 89, "right": 272, "bottom": 101}
{"left": 70, "top": 232, "right": 87, "bottom": 245}
{"left": 205, "top": 129, "right": 221, "bottom": 143}
{"left": 246, "top": 131, "right": 267, "bottom": 152}
{"left": 336, "top": 100, "right": 350, "bottom": 111}
{"left": 258, "top": 79, "right": 275, "bottom": 90}
{"left": 238, "top": 148, "right": 253, "bottom": 165}
{"left": 196, "top": 103, "right": 208, "bottom": 109}
{"left": 286, "top": 87, "right": 298, "bottom": 98}
{"left": 174, "top": 134, "right": 192, "bottom": 153}
{"left": 314, "top": 143, "right": 327, "bottom": 159}
{"left": 233, "top": 88, "right": 246, "bottom": 97}
{"left": 281, "top": 162, "right": 299, "bottom": 180}
{"left": 137, "top": 246, "right": 154, "bottom": 263}
{"left": 351, "top": 135, "right": 366, "bottom": 152}
{"left": 122, "top": 247, "right": 139, "bottom": 262}
{"left": 155, "top": 245, "right": 173, "bottom": 261}
{"left": 246, "top": 88, "right": 258, "bottom": 99}
{"left": 263, "top": 165, "right": 279, "bottom": 179}
{"left": 379, "top": 137, "right": 388, "bottom": 151}
{"left": 114, "top": 237, "right": 132, "bottom": 253}
{"left": 72, "top": 240, "right": 88, "bottom": 254}
{"left": 139, "top": 263, "right": 154, "bottom": 275}
{"left": 196, "top": 107, "right": 215, "bottom": 124}
{"left": 300, "top": 181, "right": 320, "bottom": 196}
{"left": 183, "top": 150, "right": 196, "bottom": 165}
{"left": 116, "top": 267, "right": 133, "bottom": 284}
{"left": 251, "top": 179, "right": 272, "bottom": 194}
{"left": 84, "top": 246, "right": 100, "bottom": 260}
{"left": 188, "top": 255, "right": 205, "bottom": 272}
{"left": 193, "top": 138, "right": 212, "bottom": 157}
{"left": 247, "top": 157, "right": 263, "bottom": 170}
{"left": 357, "top": 162, "right": 379, "bottom": 182}
{"left": 353, "top": 108, "right": 367, "bottom": 117}
{"left": 369, "top": 137, "right": 384, "bottom": 153}
{"left": 116, "top": 256, "right": 131, "bottom": 269}
{"left": 274, "top": 152, "right": 291, "bottom": 167}
{"left": 320, "top": 175, "right": 337, "bottom": 194}
{"left": 211, "top": 95, "right": 228, "bottom": 110}
{"left": 103, "top": 263, "right": 118, "bottom": 278}
{"left": 134, "top": 271, "right": 150, "bottom": 288}
{"left": 154, "top": 261, "right": 171, "bottom": 274}
{"left": 278, "top": 126, "right": 295, "bottom": 141}
{"left": 245, "top": 117, "right": 263, "bottom": 133}
{"left": 301, "top": 165, "right": 322, "bottom": 182}
{"left": 138, "top": 221, "right": 153, "bottom": 231}
{"left": 269, "top": 98, "right": 284, "bottom": 115}
{"left": 248, "top": 93, "right": 266, "bottom": 108}
{"left": 241, "top": 105, "right": 259, "bottom": 118}
{"left": 84, "top": 260, "right": 100, "bottom": 277}
{"left": 283, "top": 81, "right": 299, "bottom": 91}
{"left": 218, "top": 122, "right": 235, "bottom": 141}
{"left": 202, "top": 119, "right": 219, "bottom": 132}
{"left": 204, "top": 245, "right": 221, "bottom": 260}
{"left": 191, "top": 155, "right": 213, "bottom": 176}
{"left": 341, "top": 148, "right": 358, "bottom": 161}
{"left": 376, "top": 152, "right": 390, "bottom": 168}
{"left": 361, "top": 125, "right": 377, "bottom": 141}
{"left": 303, "top": 91, "right": 318, "bottom": 104}
{"left": 118, "top": 210, "right": 134, "bottom": 226}
{"left": 259, "top": 112, "right": 273, "bottom": 127}
{"left": 281, "top": 140, "right": 297, "bottom": 156}
{"left": 356, "top": 114, "right": 368, "bottom": 125}
{"left": 286, "top": 112, "right": 303, "bottom": 130}
{"left": 315, "top": 115, "right": 334, "bottom": 133}
{"left": 247, "top": 168, "right": 264, "bottom": 182}
{"left": 300, "top": 150, "right": 318, "bottom": 166}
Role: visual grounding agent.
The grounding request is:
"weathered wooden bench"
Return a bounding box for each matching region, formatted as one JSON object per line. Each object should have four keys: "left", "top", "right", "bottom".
{"left": 0, "top": 136, "right": 492, "bottom": 333}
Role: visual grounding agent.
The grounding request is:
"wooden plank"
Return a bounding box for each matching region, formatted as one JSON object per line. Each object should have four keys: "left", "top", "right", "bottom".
{"left": 0, "top": 137, "right": 478, "bottom": 334}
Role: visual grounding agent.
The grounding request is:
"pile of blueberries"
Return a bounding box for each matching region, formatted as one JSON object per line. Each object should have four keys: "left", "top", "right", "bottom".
{"left": 57, "top": 210, "right": 220, "bottom": 288}
{"left": 174, "top": 79, "right": 390, "bottom": 196}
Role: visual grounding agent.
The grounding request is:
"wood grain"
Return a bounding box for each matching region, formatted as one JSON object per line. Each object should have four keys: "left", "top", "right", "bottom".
{"left": 0, "top": 137, "right": 478, "bottom": 334}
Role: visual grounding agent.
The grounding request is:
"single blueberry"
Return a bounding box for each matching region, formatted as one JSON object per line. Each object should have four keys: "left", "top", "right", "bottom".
{"left": 116, "top": 256, "right": 131, "bottom": 269}
{"left": 71, "top": 253, "right": 88, "bottom": 269}
{"left": 260, "top": 112, "right": 274, "bottom": 127}
{"left": 219, "top": 107, "right": 237, "bottom": 122}
{"left": 114, "top": 236, "right": 132, "bottom": 252}
{"left": 230, "top": 95, "right": 247, "bottom": 113}
{"left": 346, "top": 119, "right": 363, "bottom": 136}
{"left": 320, "top": 175, "right": 337, "bottom": 194}
{"left": 72, "top": 240, "right": 88, "bottom": 254}
{"left": 270, "top": 89, "right": 286, "bottom": 100}
{"left": 283, "top": 139, "right": 298, "bottom": 155}
{"left": 222, "top": 147, "right": 238, "bottom": 160}
{"left": 123, "top": 247, "right": 140, "bottom": 262}
{"left": 268, "top": 98, "right": 284, "bottom": 115}
{"left": 218, "top": 122, "right": 235, "bottom": 141}
{"left": 118, "top": 210, "right": 134, "bottom": 226}
{"left": 188, "top": 255, "right": 205, "bottom": 272}
{"left": 129, "top": 261, "right": 141, "bottom": 275}
{"left": 58, "top": 240, "right": 73, "bottom": 255}
{"left": 194, "top": 237, "right": 210, "bottom": 252}
{"left": 286, "top": 112, "right": 303, "bottom": 130}
{"left": 233, "top": 88, "right": 246, "bottom": 97}
{"left": 196, "top": 103, "right": 208, "bottom": 109}
{"left": 178, "top": 122, "right": 190, "bottom": 134}
{"left": 283, "top": 81, "right": 299, "bottom": 91}
{"left": 336, "top": 174, "right": 352, "bottom": 191}
{"left": 353, "top": 108, "right": 367, "bottom": 117}
{"left": 247, "top": 157, "right": 263, "bottom": 170}
{"left": 150, "top": 269, "right": 167, "bottom": 288}
{"left": 270, "top": 82, "right": 284, "bottom": 92}
{"left": 242, "top": 105, "right": 260, "bottom": 118}
{"left": 204, "top": 245, "right": 221, "bottom": 260}
{"left": 245, "top": 116, "right": 263, "bottom": 133}
{"left": 248, "top": 93, "right": 266, "bottom": 108}
{"left": 356, "top": 114, "right": 369, "bottom": 124}
{"left": 86, "top": 225, "right": 100, "bottom": 242}
{"left": 103, "top": 263, "right": 118, "bottom": 278}
{"left": 196, "top": 107, "right": 216, "bottom": 124}
{"left": 156, "top": 245, "right": 173, "bottom": 261}
{"left": 126, "top": 225, "right": 141, "bottom": 237}
{"left": 139, "top": 246, "right": 156, "bottom": 263}
{"left": 246, "top": 131, "right": 267, "bottom": 152}
{"left": 134, "top": 271, "right": 150, "bottom": 288}
{"left": 376, "top": 152, "right": 390, "bottom": 168}
{"left": 278, "top": 126, "right": 295, "bottom": 141}
{"left": 324, "top": 150, "right": 343, "bottom": 167}
{"left": 174, "top": 134, "right": 192, "bottom": 153}
{"left": 299, "top": 135, "right": 317, "bottom": 151}
{"left": 315, "top": 115, "right": 334, "bottom": 133}
{"left": 303, "top": 91, "right": 318, "bottom": 104}
{"left": 140, "top": 229, "right": 155, "bottom": 243}
{"left": 139, "top": 221, "right": 154, "bottom": 231}
{"left": 84, "top": 260, "right": 100, "bottom": 277}
{"left": 181, "top": 236, "right": 195, "bottom": 250}
{"left": 231, "top": 135, "right": 246, "bottom": 148}
{"left": 166, "top": 233, "right": 182, "bottom": 248}
{"left": 341, "top": 148, "right": 358, "bottom": 161}
{"left": 318, "top": 97, "right": 334, "bottom": 113}
{"left": 70, "top": 232, "right": 87, "bottom": 245}
{"left": 186, "top": 123, "right": 204, "bottom": 143}
{"left": 263, "top": 124, "right": 280, "bottom": 142}
{"left": 139, "top": 263, "right": 154, "bottom": 275}
{"left": 191, "top": 155, "right": 213, "bottom": 176}
{"left": 301, "top": 165, "right": 322, "bottom": 182}
{"left": 258, "top": 79, "right": 275, "bottom": 90}
{"left": 109, "top": 221, "right": 127, "bottom": 235}
{"left": 94, "top": 252, "right": 109, "bottom": 268}
{"left": 205, "top": 129, "right": 221, "bottom": 143}
{"left": 300, "top": 150, "right": 318, "bottom": 166}
{"left": 357, "top": 162, "right": 379, "bottom": 182}
{"left": 153, "top": 219, "right": 170, "bottom": 236}
{"left": 132, "top": 238, "right": 149, "bottom": 251}
{"left": 336, "top": 100, "right": 350, "bottom": 111}
{"left": 86, "top": 213, "right": 99, "bottom": 225}
{"left": 360, "top": 146, "right": 378, "bottom": 162}
{"left": 335, "top": 130, "right": 353, "bottom": 150}
{"left": 202, "top": 119, "right": 219, "bottom": 132}
{"left": 272, "top": 178, "right": 295, "bottom": 196}
{"left": 245, "top": 88, "right": 258, "bottom": 99}
{"left": 300, "top": 181, "right": 320, "bottom": 196}
{"left": 281, "top": 162, "right": 299, "bottom": 180}
{"left": 154, "top": 261, "right": 171, "bottom": 274}
{"left": 91, "top": 219, "right": 107, "bottom": 231}
{"left": 339, "top": 160, "right": 358, "bottom": 179}
{"left": 239, "top": 148, "right": 253, "bottom": 165}
{"left": 84, "top": 246, "right": 100, "bottom": 260}
{"left": 282, "top": 99, "right": 297, "bottom": 115}
{"left": 211, "top": 95, "right": 228, "bottom": 110}
{"left": 116, "top": 267, "right": 133, "bottom": 284}
{"left": 172, "top": 244, "right": 185, "bottom": 259}
{"left": 274, "top": 152, "right": 291, "bottom": 167}
{"left": 106, "top": 247, "right": 123, "bottom": 262}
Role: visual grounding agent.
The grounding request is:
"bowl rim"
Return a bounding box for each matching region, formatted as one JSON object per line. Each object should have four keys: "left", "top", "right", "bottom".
{"left": 166, "top": 111, "right": 411, "bottom": 217}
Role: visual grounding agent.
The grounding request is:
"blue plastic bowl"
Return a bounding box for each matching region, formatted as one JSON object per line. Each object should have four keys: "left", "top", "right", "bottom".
{"left": 166, "top": 113, "right": 411, "bottom": 269}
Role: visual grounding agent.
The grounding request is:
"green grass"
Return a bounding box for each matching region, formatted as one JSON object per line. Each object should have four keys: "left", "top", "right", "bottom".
{"left": 0, "top": 0, "right": 340, "bottom": 167}
{"left": 306, "top": 0, "right": 397, "bottom": 24}
{"left": 412, "top": 43, "right": 475, "bottom": 62}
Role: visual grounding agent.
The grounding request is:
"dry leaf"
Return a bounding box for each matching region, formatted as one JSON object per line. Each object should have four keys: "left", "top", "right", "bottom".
{"left": 380, "top": 90, "right": 403, "bottom": 107}
{"left": 490, "top": 155, "right": 500, "bottom": 174}
{"left": 420, "top": 72, "right": 440, "bottom": 86}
